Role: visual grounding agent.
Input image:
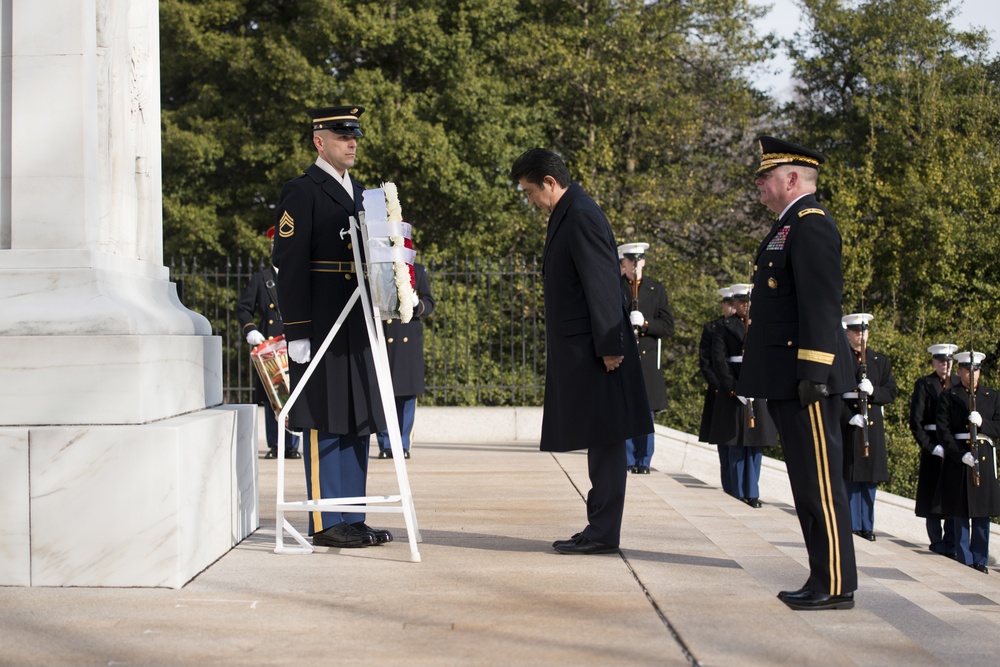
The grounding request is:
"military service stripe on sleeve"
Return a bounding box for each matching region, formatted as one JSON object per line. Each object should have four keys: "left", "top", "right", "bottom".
{"left": 798, "top": 349, "right": 835, "bottom": 365}
{"left": 798, "top": 208, "right": 825, "bottom": 217}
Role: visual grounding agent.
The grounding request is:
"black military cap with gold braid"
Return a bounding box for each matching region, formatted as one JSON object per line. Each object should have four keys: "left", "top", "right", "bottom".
{"left": 756, "top": 135, "right": 825, "bottom": 175}
{"left": 307, "top": 105, "right": 365, "bottom": 136}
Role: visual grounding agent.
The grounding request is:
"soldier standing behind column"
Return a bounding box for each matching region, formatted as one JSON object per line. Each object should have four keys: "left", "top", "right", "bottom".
{"left": 700, "top": 287, "right": 736, "bottom": 495}
{"left": 909, "top": 343, "right": 960, "bottom": 557}
{"left": 839, "top": 313, "right": 897, "bottom": 542}
{"left": 619, "top": 242, "right": 674, "bottom": 474}
{"left": 934, "top": 351, "right": 1000, "bottom": 574}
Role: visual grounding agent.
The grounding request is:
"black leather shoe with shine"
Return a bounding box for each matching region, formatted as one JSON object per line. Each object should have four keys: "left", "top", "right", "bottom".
{"left": 285, "top": 450, "right": 301, "bottom": 459}
{"left": 312, "top": 522, "right": 376, "bottom": 548}
{"left": 553, "top": 535, "right": 619, "bottom": 555}
{"left": 264, "top": 449, "right": 278, "bottom": 459}
{"left": 777, "top": 585, "right": 810, "bottom": 601}
{"left": 746, "top": 497, "right": 763, "bottom": 508}
{"left": 377, "top": 450, "right": 391, "bottom": 459}
{"left": 351, "top": 521, "right": 393, "bottom": 544}
{"left": 782, "top": 591, "right": 854, "bottom": 610}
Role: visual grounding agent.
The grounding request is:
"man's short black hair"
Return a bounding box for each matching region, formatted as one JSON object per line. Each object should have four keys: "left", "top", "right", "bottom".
{"left": 510, "top": 148, "right": 571, "bottom": 188}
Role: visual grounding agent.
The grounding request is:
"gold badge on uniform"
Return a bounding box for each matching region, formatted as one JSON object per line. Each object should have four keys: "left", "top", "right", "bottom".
{"left": 768, "top": 277, "right": 778, "bottom": 289}
{"left": 278, "top": 211, "right": 295, "bottom": 238}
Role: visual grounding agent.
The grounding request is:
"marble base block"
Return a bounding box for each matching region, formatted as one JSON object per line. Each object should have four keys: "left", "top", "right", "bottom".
{"left": 0, "top": 405, "right": 258, "bottom": 588}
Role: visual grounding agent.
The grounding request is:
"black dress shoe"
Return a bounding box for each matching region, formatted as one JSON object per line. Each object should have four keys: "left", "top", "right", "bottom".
{"left": 746, "top": 497, "right": 763, "bottom": 508}
{"left": 264, "top": 449, "right": 278, "bottom": 459}
{"left": 782, "top": 590, "right": 854, "bottom": 610}
{"left": 284, "top": 450, "right": 301, "bottom": 459}
{"left": 777, "top": 585, "right": 810, "bottom": 601}
{"left": 403, "top": 450, "right": 410, "bottom": 459}
{"left": 629, "top": 466, "right": 639, "bottom": 474}
{"left": 553, "top": 535, "right": 619, "bottom": 555}
{"left": 312, "top": 522, "right": 376, "bottom": 548}
{"left": 972, "top": 563, "right": 990, "bottom": 574}
{"left": 638, "top": 466, "right": 650, "bottom": 474}
{"left": 552, "top": 532, "right": 583, "bottom": 549}
{"left": 860, "top": 530, "right": 876, "bottom": 542}
{"left": 351, "top": 521, "right": 393, "bottom": 544}
{"left": 377, "top": 450, "right": 391, "bottom": 459}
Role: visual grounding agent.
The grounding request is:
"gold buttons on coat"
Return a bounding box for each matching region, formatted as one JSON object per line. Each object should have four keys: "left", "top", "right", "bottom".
{"left": 403, "top": 337, "right": 409, "bottom": 343}
{"left": 787, "top": 341, "right": 793, "bottom": 346}
{"left": 768, "top": 261, "right": 774, "bottom": 267}
{"left": 388, "top": 338, "right": 394, "bottom": 343}
{"left": 268, "top": 319, "right": 274, "bottom": 325}
{"left": 269, "top": 303, "right": 274, "bottom": 309}
{"left": 768, "top": 277, "right": 778, "bottom": 289}
{"left": 345, "top": 273, "right": 352, "bottom": 280}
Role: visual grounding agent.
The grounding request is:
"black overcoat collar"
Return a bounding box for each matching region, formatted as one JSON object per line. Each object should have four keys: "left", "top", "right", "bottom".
{"left": 542, "top": 183, "right": 583, "bottom": 272}
{"left": 305, "top": 163, "right": 360, "bottom": 214}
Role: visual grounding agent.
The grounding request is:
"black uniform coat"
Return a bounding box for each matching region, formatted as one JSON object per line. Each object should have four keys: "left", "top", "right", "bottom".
{"left": 383, "top": 263, "right": 435, "bottom": 396}
{"left": 698, "top": 318, "right": 722, "bottom": 442}
{"left": 909, "top": 372, "right": 962, "bottom": 517}
{"left": 540, "top": 183, "right": 652, "bottom": 453}
{"left": 272, "top": 163, "right": 385, "bottom": 435}
{"left": 737, "top": 194, "right": 854, "bottom": 399}
{"left": 933, "top": 382, "right": 1000, "bottom": 518}
{"left": 620, "top": 274, "right": 673, "bottom": 412}
{"left": 236, "top": 266, "right": 285, "bottom": 405}
{"left": 709, "top": 314, "right": 778, "bottom": 447}
{"left": 841, "top": 349, "right": 897, "bottom": 483}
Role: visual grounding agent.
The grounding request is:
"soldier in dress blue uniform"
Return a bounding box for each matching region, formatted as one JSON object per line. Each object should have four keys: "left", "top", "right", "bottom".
{"left": 700, "top": 286, "right": 736, "bottom": 494}
{"left": 737, "top": 136, "right": 857, "bottom": 610}
{"left": 839, "top": 313, "right": 898, "bottom": 542}
{"left": 909, "top": 343, "right": 960, "bottom": 556}
{"left": 619, "top": 242, "right": 674, "bottom": 474}
{"left": 271, "top": 105, "right": 391, "bottom": 550}
{"left": 933, "top": 351, "right": 1000, "bottom": 574}
{"left": 236, "top": 226, "right": 301, "bottom": 459}
{"left": 374, "top": 263, "right": 435, "bottom": 459}
{"left": 709, "top": 284, "right": 778, "bottom": 507}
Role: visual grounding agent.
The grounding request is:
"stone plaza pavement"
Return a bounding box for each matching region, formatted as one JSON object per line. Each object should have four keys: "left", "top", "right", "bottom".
{"left": 1, "top": 407, "right": 999, "bottom": 666}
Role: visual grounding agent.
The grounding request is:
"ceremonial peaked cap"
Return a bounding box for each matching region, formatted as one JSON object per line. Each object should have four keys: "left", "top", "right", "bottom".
{"left": 618, "top": 242, "right": 649, "bottom": 260}
{"left": 841, "top": 313, "right": 874, "bottom": 331}
{"left": 717, "top": 286, "right": 733, "bottom": 301}
{"left": 954, "top": 351, "right": 986, "bottom": 369}
{"left": 728, "top": 284, "right": 752, "bottom": 301}
{"left": 927, "top": 343, "right": 958, "bottom": 360}
{"left": 756, "top": 135, "right": 825, "bottom": 175}
{"left": 308, "top": 106, "right": 365, "bottom": 136}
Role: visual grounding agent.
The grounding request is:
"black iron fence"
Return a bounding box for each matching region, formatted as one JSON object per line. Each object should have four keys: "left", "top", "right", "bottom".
{"left": 169, "top": 255, "right": 546, "bottom": 407}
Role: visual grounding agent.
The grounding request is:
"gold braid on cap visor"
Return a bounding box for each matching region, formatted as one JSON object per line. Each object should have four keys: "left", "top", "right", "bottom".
{"left": 758, "top": 152, "right": 821, "bottom": 171}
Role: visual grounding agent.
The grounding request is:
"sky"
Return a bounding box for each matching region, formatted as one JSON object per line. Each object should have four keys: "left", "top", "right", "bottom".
{"left": 750, "top": 0, "right": 1000, "bottom": 100}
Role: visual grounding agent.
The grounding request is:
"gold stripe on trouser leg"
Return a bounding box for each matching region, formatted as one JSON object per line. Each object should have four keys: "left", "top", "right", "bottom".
{"left": 808, "top": 402, "right": 841, "bottom": 595}
{"left": 309, "top": 429, "right": 323, "bottom": 533}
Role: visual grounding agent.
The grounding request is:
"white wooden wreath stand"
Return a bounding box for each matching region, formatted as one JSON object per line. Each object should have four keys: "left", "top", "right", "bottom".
{"left": 273, "top": 214, "right": 422, "bottom": 561}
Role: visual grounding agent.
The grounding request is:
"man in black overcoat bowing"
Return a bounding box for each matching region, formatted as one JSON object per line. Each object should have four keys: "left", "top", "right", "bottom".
{"left": 510, "top": 148, "right": 652, "bottom": 555}
{"left": 272, "top": 105, "right": 389, "bottom": 550}
{"left": 737, "top": 136, "right": 857, "bottom": 610}
{"left": 909, "top": 343, "right": 960, "bottom": 556}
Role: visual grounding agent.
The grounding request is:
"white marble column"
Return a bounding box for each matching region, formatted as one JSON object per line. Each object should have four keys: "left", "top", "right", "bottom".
{"left": 0, "top": 0, "right": 257, "bottom": 587}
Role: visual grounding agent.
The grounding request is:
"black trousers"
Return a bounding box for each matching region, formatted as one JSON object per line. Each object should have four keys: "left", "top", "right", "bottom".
{"left": 581, "top": 440, "right": 628, "bottom": 546}
{"left": 768, "top": 397, "right": 858, "bottom": 595}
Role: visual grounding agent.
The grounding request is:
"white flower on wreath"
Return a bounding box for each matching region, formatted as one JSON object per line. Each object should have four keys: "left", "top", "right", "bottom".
{"left": 384, "top": 182, "right": 416, "bottom": 323}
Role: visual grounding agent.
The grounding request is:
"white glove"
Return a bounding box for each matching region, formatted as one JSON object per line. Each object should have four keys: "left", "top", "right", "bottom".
{"left": 736, "top": 395, "right": 748, "bottom": 405}
{"left": 287, "top": 339, "right": 311, "bottom": 364}
{"left": 246, "top": 330, "right": 265, "bottom": 346}
{"left": 629, "top": 311, "right": 645, "bottom": 327}
{"left": 962, "top": 452, "right": 976, "bottom": 468}
{"left": 968, "top": 410, "right": 982, "bottom": 427}
{"left": 410, "top": 292, "right": 420, "bottom": 308}
{"left": 932, "top": 445, "right": 945, "bottom": 458}
{"left": 857, "top": 378, "right": 874, "bottom": 395}
{"left": 849, "top": 414, "right": 866, "bottom": 428}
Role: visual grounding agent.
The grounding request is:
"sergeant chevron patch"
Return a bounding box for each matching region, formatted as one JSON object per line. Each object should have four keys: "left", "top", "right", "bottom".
{"left": 278, "top": 211, "right": 295, "bottom": 238}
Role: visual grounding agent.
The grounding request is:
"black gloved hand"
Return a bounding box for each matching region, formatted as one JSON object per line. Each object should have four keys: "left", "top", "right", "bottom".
{"left": 797, "top": 380, "right": 829, "bottom": 407}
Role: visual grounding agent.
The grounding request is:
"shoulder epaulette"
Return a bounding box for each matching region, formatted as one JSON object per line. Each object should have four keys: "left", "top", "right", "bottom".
{"left": 798, "top": 208, "right": 825, "bottom": 218}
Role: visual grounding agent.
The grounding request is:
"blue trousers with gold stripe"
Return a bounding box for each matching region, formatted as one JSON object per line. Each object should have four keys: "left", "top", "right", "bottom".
{"left": 304, "top": 430, "right": 368, "bottom": 535}
{"left": 768, "top": 397, "right": 858, "bottom": 595}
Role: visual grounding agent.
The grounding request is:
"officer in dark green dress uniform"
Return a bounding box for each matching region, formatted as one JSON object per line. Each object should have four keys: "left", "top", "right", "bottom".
{"left": 933, "top": 351, "right": 1000, "bottom": 573}
{"left": 700, "top": 287, "right": 736, "bottom": 494}
{"left": 619, "top": 242, "right": 674, "bottom": 474}
{"left": 839, "top": 313, "right": 897, "bottom": 542}
{"left": 272, "top": 105, "right": 390, "bottom": 550}
{"left": 909, "top": 343, "right": 960, "bottom": 556}
{"left": 737, "top": 136, "right": 857, "bottom": 610}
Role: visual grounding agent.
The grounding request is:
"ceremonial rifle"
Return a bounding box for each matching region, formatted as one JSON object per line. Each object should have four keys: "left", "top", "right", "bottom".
{"left": 859, "top": 320, "right": 870, "bottom": 458}
{"left": 969, "top": 331, "right": 981, "bottom": 487}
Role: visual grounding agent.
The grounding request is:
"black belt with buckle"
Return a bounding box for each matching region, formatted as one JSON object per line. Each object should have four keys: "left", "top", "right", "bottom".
{"left": 310, "top": 261, "right": 355, "bottom": 273}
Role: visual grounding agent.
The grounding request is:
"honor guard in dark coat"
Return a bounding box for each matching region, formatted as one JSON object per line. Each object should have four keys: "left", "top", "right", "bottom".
{"left": 374, "top": 263, "right": 435, "bottom": 460}
{"left": 933, "top": 351, "right": 1000, "bottom": 573}
{"left": 909, "top": 343, "right": 960, "bottom": 556}
{"left": 709, "top": 284, "right": 778, "bottom": 507}
{"left": 838, "top": 313, "right": 897, "bottom": 541}
{"left": 619, "top": 242, "right": 674, "bottom": 474}
{"left": 737, "top": 136, "right": 857, "bottom": 610}
{"left": 271, "top": 105, "right": 390, "bottom": 550}
{"left": 510, "top": 148, "right": 652, "bottom": 555}
{"left": 700, "top": 287, "right": 736, "bottom": 494}
{"left": 236, "top": 226, "right": 301, "bottom": 459}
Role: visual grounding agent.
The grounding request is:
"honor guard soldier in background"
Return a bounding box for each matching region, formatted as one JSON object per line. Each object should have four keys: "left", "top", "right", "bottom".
{"left": 374, "top": 263, "right": 435, "bottom": 460}
{"left": 839, "top": 313, "right": 897, "bottom": 541}
{"left": 709, "top": 284, "right": 777, "bottom": 506}
{"left": 619, "top": 242, "right": 674, "bottom": 474}
{"left": 934, "top": 351, "right": 1000, "bottom": 573}
{"left": 909, "top": 343, "right": 961, "bottom": 557}
{"left": 237, "top": 226, "right": 301, "bottom": 459}
{"left": 738, "top": 136, "right": 858, "bottom": 610}
{"left": 272, "top": 105, "right": 392, "bottom": 550}
{"left": 699, "top": 286, "right": 736, "bottom": 494}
